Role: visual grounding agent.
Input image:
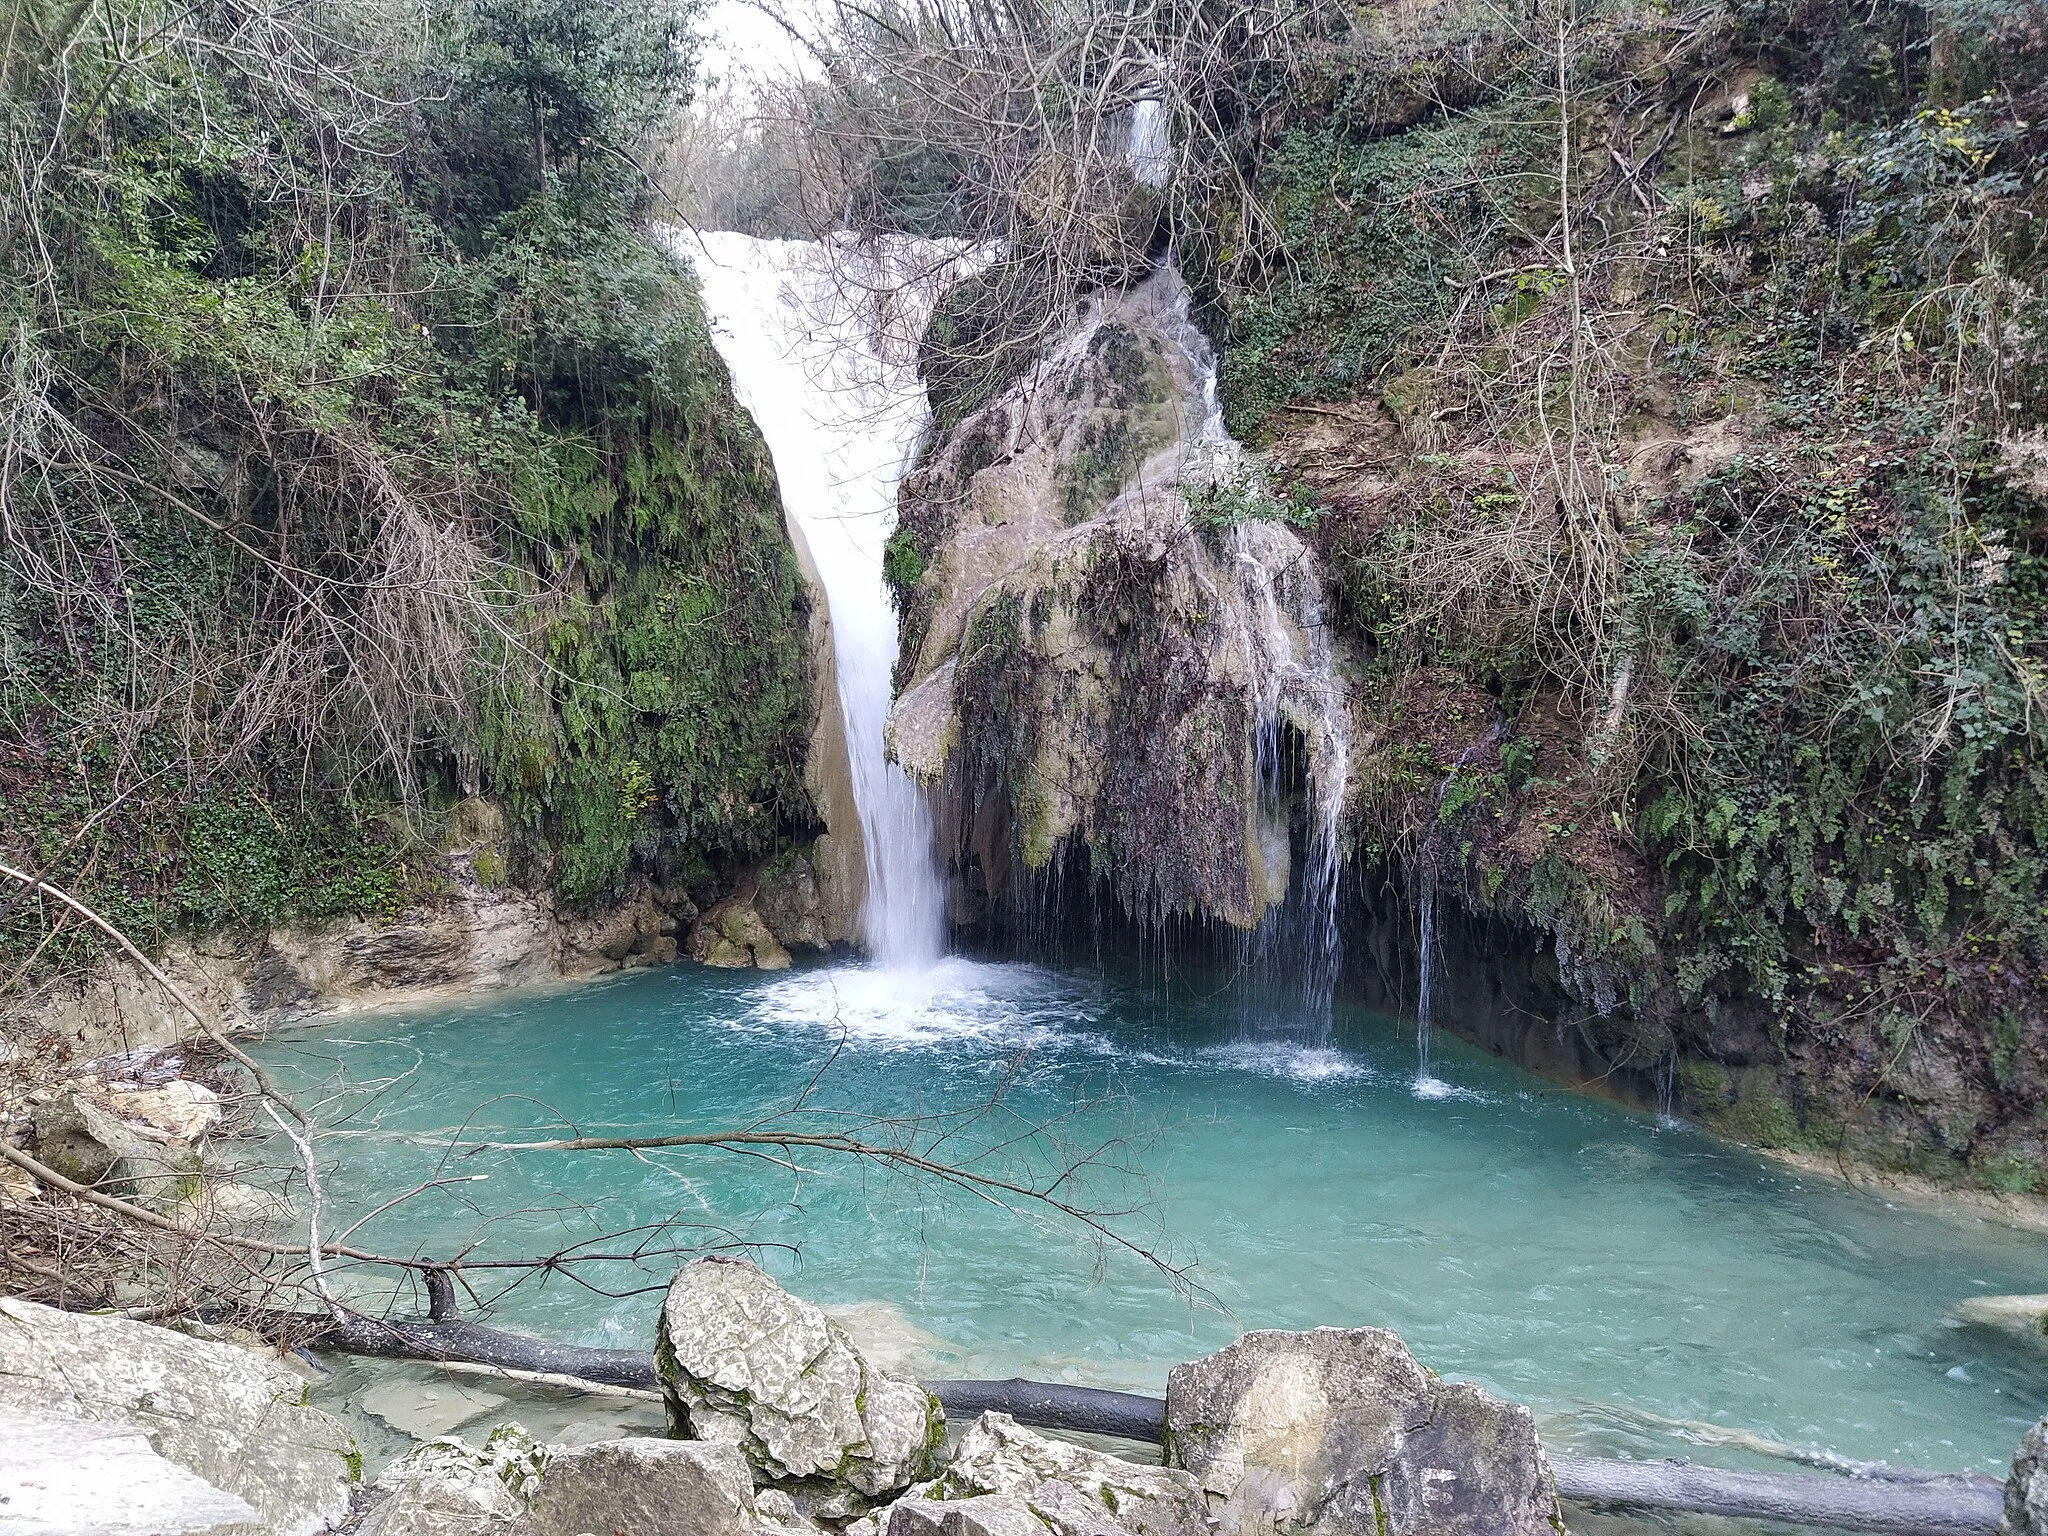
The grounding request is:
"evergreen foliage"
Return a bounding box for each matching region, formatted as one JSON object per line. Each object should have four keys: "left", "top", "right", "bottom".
{"left": 1188, "top": 0, "right": 2048, "bottom": 1174}
{"left": 0, "top": 0, "right": 813, "bottom": 973}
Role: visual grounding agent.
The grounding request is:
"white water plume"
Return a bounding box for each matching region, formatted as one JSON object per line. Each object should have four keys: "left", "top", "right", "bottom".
{"left": 1126, "top": 98, "right": 1170, "bottom": 189}
{"left": 669, "top": 229, "right": 977, "bottom": 969}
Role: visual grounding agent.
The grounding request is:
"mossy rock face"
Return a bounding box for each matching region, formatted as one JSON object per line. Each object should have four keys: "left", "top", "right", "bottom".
{"left": 895, "top": 268, "right": 1350, "bottom": 937}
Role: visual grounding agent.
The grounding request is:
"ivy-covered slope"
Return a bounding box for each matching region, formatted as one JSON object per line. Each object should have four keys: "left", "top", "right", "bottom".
{"left": 0, "top": 0, "right": 814, "bottom": 983}
{"left": 1186, "top": 0, "right": 2048, "bottom": 1185}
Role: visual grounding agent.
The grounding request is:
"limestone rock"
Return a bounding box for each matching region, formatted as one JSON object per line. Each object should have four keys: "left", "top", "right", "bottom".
{"left": 105, "top": 1077, "right": 223, "bottom": 1141}
{"left": 517, "top": 1435, "right": 758, "bottom": 1536}
{"left": 363, "top": 1428, "right": 807, "bottom": 1536}
{"left": 1163, "top": 1328, "right": 1563, "bottom": 1536}
{"left": 689, "top": 902, "right": 796, "bottom": 971}
{"left": 357, "top": 1424, "right": 544, "bottom": 1536}
{"left": 883, "top": 1490, "right": 1052, "bottom": 1536}
{"left": 0, "top": 1401, "right": 261, "bottom": 1536}
{"left": 656, "top": 1257, "right": 943, "bottom": 1510}
{"left": 256, "top": 883, "right": 557, "bottom": 1004}
{"left": 888, "top": 265, "right": 1351, "bottom": 935}
{"left": 757, "top": 853, "right": 830, "bottom": 953}
{"left": 0, "top": 1297, "right": 357, "bottom": 1536}
{"left": 2006, "top": 1416, "right": 2048, "bottom": 1536}
{"left": 1958, "top": 1294, "right": 2048, "bottom": 1347}
{"left": 915, "top": 1411, "right": 1211, "bottom": 1536}
{"left": 29, "top": 1089, "right": 201, "bottom": 1206}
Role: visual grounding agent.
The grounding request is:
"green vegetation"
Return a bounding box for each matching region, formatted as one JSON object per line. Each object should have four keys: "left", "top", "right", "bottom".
{"left": 1188, "top": 0, "right": 2048, "bottom": 1172}
{"left": 1, "top": 0, "right": 813, "bottom": 972}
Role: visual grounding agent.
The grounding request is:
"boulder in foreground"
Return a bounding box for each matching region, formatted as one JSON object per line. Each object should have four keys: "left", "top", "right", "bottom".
{"left": 2008, "top": 1415, "right": 2048, "bottom": 1536}
{"left": 1164, "top": 1326, "right": 1564, "bottom": 1536}
{"left": 657, "top": 1256, "right": 944, "bottom": 1512}
{"left": 0, "top": 1401, "right": 259, "bottom": 1536}
{"left": 360, "top": 1423, "right": 796, "bottom": 1536}
{"left": 886, "top": 1410, "right": 1210, "bottom": 1536}
{"left": 0, "top": 1296, "right": 356, "bottom": 1536}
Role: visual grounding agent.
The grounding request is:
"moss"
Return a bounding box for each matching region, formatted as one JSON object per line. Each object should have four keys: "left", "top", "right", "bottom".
{"left": 475, "top": 343, "right": 816, "bottom": 907}
{"left": 1676, "top": 1058, "right": 1734, "bottom": 1110}
{"left": 1981, "top": 1157, "right": 2042, "bottom": 1195}
{"left": 884, "top": 527, "right": 928, "bottom": 593}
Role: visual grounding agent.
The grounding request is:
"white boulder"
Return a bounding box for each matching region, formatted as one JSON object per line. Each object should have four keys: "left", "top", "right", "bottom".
{"left": 0, "top": 1298, "right": 357, "bottom": 1536}
{"left": 656, "top": 1257, "right": 943, "bottom": 1508}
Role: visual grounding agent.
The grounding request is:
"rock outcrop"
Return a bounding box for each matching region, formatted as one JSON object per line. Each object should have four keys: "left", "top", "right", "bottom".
{"left": 2008, "top": 1416, "right": 2048, "bottom": 1536}
{"left": 887, "top": 1411, "right": 1210, "bottom": 1536}
{"left": 0, "top": 1401, "right": 264, "bottom": 1536}
{"left": 656, "top": 1257, "right": 944, "bottom": 1513}
{"left": 1164, "top": 1328, "right": 1564, "bottom": 1536}
{"left": 889, "top": 266, "right": 1351, "bottom": 935}
{"left": 360, "top": 1424, "right": 794, "bottom": 1536}
{"left": 28, "top": 1084, "right": 209, "bottom": 1207}
{"left": 10, "top": 850, "right": 728, "bottom": 1061}
{"left": 689, "top": 898, "right": 796, "bottom": 970}
{"left": 1957, "top": 1293, "right": 2048, "bottom": 1347}
{"left": 0, "top": 1297, "right": 358, "bottom": 1536}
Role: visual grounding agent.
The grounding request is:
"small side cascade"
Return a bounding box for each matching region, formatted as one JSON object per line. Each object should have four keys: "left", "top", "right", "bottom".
{"left": 1149, "top": 271, "right": 1354, "bottom": 1021}
{"left": 669, "top": 228, "right": 978, "bottom": 970}
{"left": 1232, "top": 524, "right": 1352, "bottom": 1022}
{"left": 1416, "top": 882, "right": 1440, "bottom": 1089}
{"left": 1127, "top": 98, "right": 1171, "bottom": 191}
{"left": 1412, "top": 723, "right": 1504, "bottom": 1093}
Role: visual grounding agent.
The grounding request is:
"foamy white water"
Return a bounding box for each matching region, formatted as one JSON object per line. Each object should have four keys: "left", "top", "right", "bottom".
{"left": 668, "top": 230, "right": 976, "bottom": 969}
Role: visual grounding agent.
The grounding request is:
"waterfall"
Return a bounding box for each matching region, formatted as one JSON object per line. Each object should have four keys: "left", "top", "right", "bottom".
{"left": 670, "top": 230, "right": 970, "bottom": 969}
{"left": 1415, "top": 883, "right": 1446, "bottom": 1096}
{"left": 1148, "top": 273, "right": 1352, "bottom": 1020}
{"left": 1412, "top": 723, "right": 1503, "bottom": 1092}
{"left": 1126, "top": 98, "right": 1170, "bottom": 190}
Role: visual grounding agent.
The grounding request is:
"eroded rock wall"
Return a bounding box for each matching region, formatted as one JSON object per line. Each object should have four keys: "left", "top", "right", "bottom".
{"left": 890, "top": 269, "right": 1351, "bottom": 935}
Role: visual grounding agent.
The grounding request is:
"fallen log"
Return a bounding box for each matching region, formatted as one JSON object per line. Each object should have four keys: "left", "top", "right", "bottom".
{"left": 243, "top": 1311, "right": 659, "bottom": 1390}
{"left": 265, "top": 1313, "right": 2007, "bottom": 1535}
{"left": 922, "top": 1379, "right": 1164, "bottom": 1442}
{"left": 1549, "top": 1452, "right": 2005, "bottom": 1536}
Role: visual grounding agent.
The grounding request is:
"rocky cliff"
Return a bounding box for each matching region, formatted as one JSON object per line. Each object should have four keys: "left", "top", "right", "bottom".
{"left": 887, "top": 270, "right": 1352, "bottom": 943}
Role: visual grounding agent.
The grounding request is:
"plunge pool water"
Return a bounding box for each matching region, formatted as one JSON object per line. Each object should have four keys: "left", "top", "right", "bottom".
{"left": 258, "top": 957, "right": 2047, "bottom": 1478}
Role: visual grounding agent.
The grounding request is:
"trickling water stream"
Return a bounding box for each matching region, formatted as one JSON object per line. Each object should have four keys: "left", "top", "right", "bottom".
{"left": 1140, "top": 271, "right": 1353, "bottom": 1017}
{"left": 669, "top": 230, "right": 971, "bottom": 967}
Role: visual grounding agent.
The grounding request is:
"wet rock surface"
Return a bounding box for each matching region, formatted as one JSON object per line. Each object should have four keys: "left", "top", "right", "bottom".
{"left": 656, "top": 1257, "right": 943, "bottom": 1510}
{"left": 0, "top": 1297, "right": 357, "bottom": 1536}
{"left": 689, "top": 899, "right": 795, "bottom": 970}
{"left": 755, "top": 851, "right": 831, "bottom": 953}
{"left": 2008, "top": 1415, "right": 2048, "bottom": 1536}
{"left": 888, "top": 266, "right": 1351, "bottom": 935}
{"left": 1164, "top": 1327, "right": 1564, "bottom": 1536}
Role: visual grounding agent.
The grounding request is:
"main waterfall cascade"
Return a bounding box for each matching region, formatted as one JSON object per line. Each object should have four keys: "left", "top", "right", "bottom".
{"left": 671, "top": 221, "right": 1353, "bottom": 1008}
{"left": 670, "top": 229, "right": 973, "bottom": 969}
